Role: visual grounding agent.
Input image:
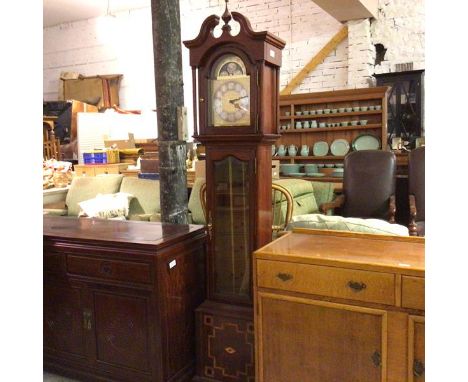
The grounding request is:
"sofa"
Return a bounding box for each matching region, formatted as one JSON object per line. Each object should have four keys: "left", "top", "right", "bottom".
{"left": 43, "top": 175, "right": 162, "bottom": 221}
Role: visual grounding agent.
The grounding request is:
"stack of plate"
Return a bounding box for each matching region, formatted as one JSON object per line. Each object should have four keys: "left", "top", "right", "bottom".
{"left": 332, "top": 168, "right": 344, "bottom": 178}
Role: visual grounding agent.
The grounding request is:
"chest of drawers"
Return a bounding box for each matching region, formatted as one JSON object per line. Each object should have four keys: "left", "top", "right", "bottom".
{"left": 254, "top": 229, "right": 425, "bottom": 382}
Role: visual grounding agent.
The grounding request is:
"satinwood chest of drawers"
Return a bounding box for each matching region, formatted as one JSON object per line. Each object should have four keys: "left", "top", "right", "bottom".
{"left": 43, "top": 216, "right": 206, "bottom": 382}
{"left": 254, "top": 229, "right": 425, "bottom": 382}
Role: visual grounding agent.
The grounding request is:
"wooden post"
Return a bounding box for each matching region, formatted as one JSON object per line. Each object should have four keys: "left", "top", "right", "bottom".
{"left": 151, "top": 0, "right": 188, "bottom": 224}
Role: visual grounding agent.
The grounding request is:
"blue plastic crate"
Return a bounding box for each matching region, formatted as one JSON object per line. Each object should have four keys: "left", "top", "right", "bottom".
{"left": 83, "top": 152, "right": 107, "bottom": 164}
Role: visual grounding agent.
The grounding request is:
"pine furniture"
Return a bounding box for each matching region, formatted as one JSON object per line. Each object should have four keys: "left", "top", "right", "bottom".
{"left": 254, "top": 229, "right": 425, "bottom": 382}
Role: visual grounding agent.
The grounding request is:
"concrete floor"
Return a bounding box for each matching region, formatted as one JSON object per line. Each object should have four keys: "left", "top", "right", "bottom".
{"left": 43, "top": 372, "right": 80, "bottom": 382}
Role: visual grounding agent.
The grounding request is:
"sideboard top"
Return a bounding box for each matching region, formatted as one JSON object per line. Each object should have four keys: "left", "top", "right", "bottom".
{"left": 254, "top": 229, "right": 425, "bottom": 276}
{"left": 43, "top": 216, "right": 205, "bottom": 249}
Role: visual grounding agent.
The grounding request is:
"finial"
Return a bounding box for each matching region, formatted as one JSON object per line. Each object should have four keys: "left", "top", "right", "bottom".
{"left": 221, "top": 0, "right": 232, "bottom": 32}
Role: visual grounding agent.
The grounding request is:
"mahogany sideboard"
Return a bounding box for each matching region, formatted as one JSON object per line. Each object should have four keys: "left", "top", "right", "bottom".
{"left": 43, "top": 216, "right": 206, "bottom": 382}
{"left": 254, "top": 229, "right": 425, "bottom": 382}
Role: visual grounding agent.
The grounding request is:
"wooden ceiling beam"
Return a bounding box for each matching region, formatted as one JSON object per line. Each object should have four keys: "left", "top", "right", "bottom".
{"left": 281, "top": 26, "right": 348, "bottom": 96}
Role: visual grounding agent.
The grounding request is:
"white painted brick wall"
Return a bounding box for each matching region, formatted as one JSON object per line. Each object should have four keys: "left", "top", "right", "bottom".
{"left": 43, "top": 8, "right": 156, "bottom": 110}
{"left": 43, "top": 0, "right": 424, "bottom": 137}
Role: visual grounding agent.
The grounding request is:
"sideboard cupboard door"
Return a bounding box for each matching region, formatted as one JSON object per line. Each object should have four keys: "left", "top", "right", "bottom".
{"left": 43, "top": 283, "right": 87, "bottom": 360}
{"left": 91, "top": 290, "right": 152, "bottom": 374}
{"left": 257, "top": 293, "right": 387, "bottom": 382}
{"left": 408, "top": 316, "right": 425, "bottom": 381}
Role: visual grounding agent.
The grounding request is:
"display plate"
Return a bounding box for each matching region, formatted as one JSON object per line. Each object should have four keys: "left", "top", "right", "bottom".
{"left": 312, "top": 141, "right": 329, "bottom": 157}
{"left": 330, "top": 139, "right": 350, "bottom": 156}
{"left": 352, "top": 134, "right": 381, "bottom": 151}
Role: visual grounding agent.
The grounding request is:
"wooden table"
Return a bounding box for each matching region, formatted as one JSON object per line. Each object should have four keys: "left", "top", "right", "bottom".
{"left": 254, "top": 229, "right": 425, "bottom": 382}
{"left": 44, "top": 216, "right": 206, "bottom": 382}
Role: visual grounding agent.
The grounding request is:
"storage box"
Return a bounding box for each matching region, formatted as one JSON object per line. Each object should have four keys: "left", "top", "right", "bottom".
{"left": 83, "top": 149, "right": 120, "bottom": 164}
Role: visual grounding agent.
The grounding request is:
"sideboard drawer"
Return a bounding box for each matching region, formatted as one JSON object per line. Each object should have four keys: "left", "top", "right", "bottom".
{"left": 401, "top": 276, "right": 425, "bottom": 310}
{"left": 67, "top": 255, "right": 152, "bottom": 284}
{"left": 256, "top": 259, "right": 395, "bottom": 305}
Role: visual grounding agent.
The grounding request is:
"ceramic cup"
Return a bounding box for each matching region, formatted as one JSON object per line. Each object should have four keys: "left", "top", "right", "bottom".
{"left": 316, "top": 109, "right": 323, "bottom": 114}
{"left": 303, "top": 110, "right": 310, "bottom": 115}
{"left": 327, "top": 123, "right": 333, "bottom": 127}
{"left": 319, "top": 122, "right": 326, "bottom": 128}
{"left": 324, "top": 109, "right": 331, "bottom": 114}
{"left": 340, "top": 121, "right": 348, "bottom": 127}
{"left": 317, "top": 163, "right": 325, "bottom": 168}
{"left": 285, "top": 111, "right": 291, "bottom": 116}
{"left": 361, "top": 106, "right": 368, "bottom": 112}
{"left": 375, "top": 105, "right": 382, "bottom": 110}
{"left": 346, "top": 107, "right": 353, "bottom": 112}
{"left": 332, "top": 109, "right": 338, "bottom": 114}
{"left": 310, "top": 110, "right": 316, "bottom": 115}
{"left": 325, "top": 164, "right": 335, "bottom": 168}
{"left": 360, "top": 120, "right": 368, "bottom": 125}
{"left": 353, "top": 106, "right": 360, "bottom": 112}
{"left": 338, "top": 108, "right": 346, "bottom": 113}
{"left": 368, "top": 105, "right": 375, "bottom": 111}
{"left": 350, "top": 121, "right": 358, "bottom": 126}
{"left": 296, "top": 111, "right": 302, "bottom": 116}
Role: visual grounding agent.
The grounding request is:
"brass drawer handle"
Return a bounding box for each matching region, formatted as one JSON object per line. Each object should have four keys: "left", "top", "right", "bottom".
{"left": 83, "top": 309, "right": 92, "bottom": 330}
{"left": 276, "top": 272, "right": 293, "bottom": 282}
{"left": 413, "top": 359, "right": 425, "bottom": 377}
{"left": 347, "top": 280, "right": 366, "bottom": 292}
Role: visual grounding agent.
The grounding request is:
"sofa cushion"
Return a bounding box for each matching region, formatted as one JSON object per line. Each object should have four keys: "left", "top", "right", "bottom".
{"left": 78, "top": 192, "right": 134, "bottom": 219}
{"left": 287, "top": 214, "right": 409, "bottom": 236}
{"left": 273, "top": 179, "right": 314, "bottom": 198}
{"left": 66, "top": 174, "right": 124, "bottom": 216}
{"left": 119, "top": 177, "right": 160, "bottom": 220}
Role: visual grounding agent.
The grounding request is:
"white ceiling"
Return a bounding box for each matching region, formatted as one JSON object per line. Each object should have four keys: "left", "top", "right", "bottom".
{"left": 43, "top": 0, "right": 150, "bottom": 27}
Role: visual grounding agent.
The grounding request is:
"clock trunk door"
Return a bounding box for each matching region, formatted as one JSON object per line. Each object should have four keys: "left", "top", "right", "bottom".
{"left": 206, "top": 148, "right": 255, "bottom": 304}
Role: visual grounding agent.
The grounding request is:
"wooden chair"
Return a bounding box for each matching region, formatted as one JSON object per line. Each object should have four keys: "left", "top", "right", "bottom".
{"left": 199, "top": 181, "right": 293, "bottom": 238}
{"left": 408, "top": 146, "right": 425, "bottom": 236}
{"left": 272, "top": 183, "right": 294, "bottom": 237}
{"left": 321, "top": 150, "right": 397, "bottom": 222}
{"left": 43, "top": 120, "right": 61, "bottom": 160}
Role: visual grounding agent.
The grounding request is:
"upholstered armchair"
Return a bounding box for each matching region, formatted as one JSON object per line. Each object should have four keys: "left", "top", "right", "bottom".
{"left": 320, "top": 150, "right": 397, "bottom": 222}
{"left": 408, "top": 146, "right": 425, "bottom": 236}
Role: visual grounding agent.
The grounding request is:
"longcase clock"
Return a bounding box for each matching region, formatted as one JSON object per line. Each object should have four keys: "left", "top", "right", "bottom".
{"left": 184, "top": 2, "right": 285, "bottom": 381}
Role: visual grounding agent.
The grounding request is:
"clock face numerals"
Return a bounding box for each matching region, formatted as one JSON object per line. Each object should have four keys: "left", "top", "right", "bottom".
{"left": 209, "top": 54, "right": 251, "bottom": 127}
{"left": 213, "top": 80, "right": 250, "bottom": 124}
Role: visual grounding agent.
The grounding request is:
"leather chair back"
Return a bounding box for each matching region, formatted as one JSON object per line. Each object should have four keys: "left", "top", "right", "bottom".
{"left": 342, "top": 150, "right": 396, "bottom": 220}
{"left": 408, "top": 146, "right": 425, "bottom": 221}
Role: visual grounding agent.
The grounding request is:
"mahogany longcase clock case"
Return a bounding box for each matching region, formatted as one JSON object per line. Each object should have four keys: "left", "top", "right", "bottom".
{"left": 184, "top": 3, "right": 285, "bottom": 381}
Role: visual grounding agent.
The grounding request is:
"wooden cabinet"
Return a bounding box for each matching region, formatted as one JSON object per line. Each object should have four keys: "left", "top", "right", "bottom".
{"left": 43, "top": 216, "right": 206, "bottom": 382}
{"left": 74, "top": 163, "right": 128, "bottom": 176}
{"left": 254, "top": 229, "right": 425, "bottom": 382}
{"left": 276, "top": 87, "right": 389, "bottom": 181}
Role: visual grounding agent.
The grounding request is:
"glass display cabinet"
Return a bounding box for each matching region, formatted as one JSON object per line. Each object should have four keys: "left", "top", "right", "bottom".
{"left": 374, "top": 69, "right": 425, "bottom": 147}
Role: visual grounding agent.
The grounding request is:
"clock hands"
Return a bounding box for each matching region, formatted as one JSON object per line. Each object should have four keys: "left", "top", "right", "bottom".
{"left": 233, "top": 103, "right": 248, "bottom": 112}
{"left": 228, "top": 95, "right": 248, "bottom": 104}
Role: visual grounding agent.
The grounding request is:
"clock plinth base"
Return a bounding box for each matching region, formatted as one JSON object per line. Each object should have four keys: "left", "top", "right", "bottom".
{"left": 194, "top": 300, "right": 254, "bottom": 382}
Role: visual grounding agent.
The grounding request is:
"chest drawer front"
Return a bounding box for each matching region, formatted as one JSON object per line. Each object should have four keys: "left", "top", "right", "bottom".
{"left": 74, "top": 166, "right": 96, "bottom": 177}
{"left": 257, "top": 259, "right": 395, "bottom": 305}
{"left": 401, "top": 276, "right": 425, "bottom": 310}
{"left": 67, "top": 255, "right": 152, "bottom": 284}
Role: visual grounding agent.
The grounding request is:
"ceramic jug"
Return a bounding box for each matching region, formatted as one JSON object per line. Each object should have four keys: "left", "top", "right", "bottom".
{"left": 295, "top": 121, "right": 302, "bottom": 129}
{"left": 288, "top": 144, "right": 297, "bottom": 157}
{"left": 311, "top": 120, "right": 318, "bottom": 128}
{"left": 300, "top": 145, "right": 309, "bottom": 156}
{"left": 277, "top": 145, "right": 286, "bottom": 156}
{"left": 303, "top": 120, "right": 310, "bottom": 129}
{"left": 272, "top": 145, "right": 276, "bottom": 156}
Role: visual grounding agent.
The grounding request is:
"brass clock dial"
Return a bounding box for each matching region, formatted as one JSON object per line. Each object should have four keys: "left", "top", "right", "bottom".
{"left": 209, "top": 54, "right": 251, "bottom": 127}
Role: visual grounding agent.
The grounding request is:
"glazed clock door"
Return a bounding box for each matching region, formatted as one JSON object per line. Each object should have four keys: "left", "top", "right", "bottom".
{"left": 206, "top": 148, "right": 255, "bottom": 305}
